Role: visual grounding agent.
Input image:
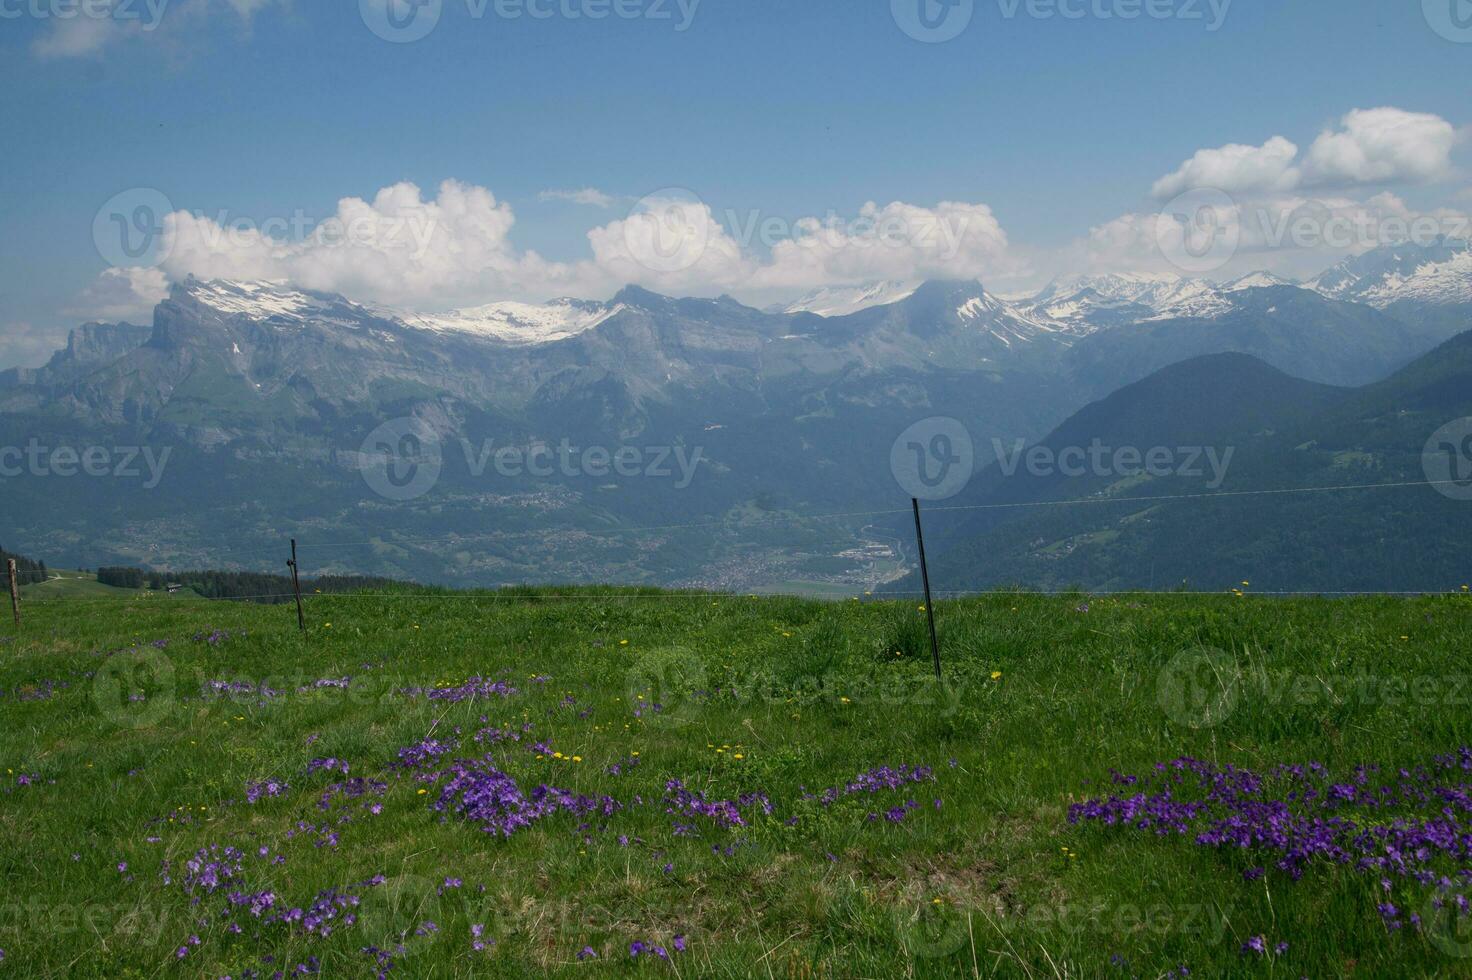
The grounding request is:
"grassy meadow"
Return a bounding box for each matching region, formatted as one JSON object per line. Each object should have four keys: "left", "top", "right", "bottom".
{"left": 3, "top": 586, "right": 1472, "bottom": 977}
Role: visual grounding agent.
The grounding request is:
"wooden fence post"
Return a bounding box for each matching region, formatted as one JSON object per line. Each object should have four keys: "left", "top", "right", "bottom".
{"left": 911, "top": 499, "right": 942, "bottom": 680}
{"left": 287, "top": 539, "right": 305, "bottom": 633}
{"left": 7, "top": 559, "right": 20, "bottom": 628}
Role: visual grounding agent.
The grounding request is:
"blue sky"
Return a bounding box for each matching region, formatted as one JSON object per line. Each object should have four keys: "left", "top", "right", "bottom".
{"left": 2, "top": 0, "right": 1469, "bottom": 366}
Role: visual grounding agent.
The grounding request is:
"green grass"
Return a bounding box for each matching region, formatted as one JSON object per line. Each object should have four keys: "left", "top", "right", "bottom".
{"left": 18, "top": 571, "right": 188, "bottom": 600}
{"left": 2, "top": 588, "right": 1472, "bottom": 977}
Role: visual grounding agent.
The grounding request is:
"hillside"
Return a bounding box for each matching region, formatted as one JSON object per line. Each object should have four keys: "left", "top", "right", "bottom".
{"left": 916, "top": 330, "right": 1472, "bottom": 592}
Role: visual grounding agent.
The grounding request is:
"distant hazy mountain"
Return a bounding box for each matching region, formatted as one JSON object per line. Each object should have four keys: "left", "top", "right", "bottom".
{"left": 2, "top": 249, "right": 1468, "bottom": 589}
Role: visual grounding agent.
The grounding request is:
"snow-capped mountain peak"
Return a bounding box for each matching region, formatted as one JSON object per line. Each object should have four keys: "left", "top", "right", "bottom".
{"left": 400, "top": 298, "right": 623, "bottom": 344}
{"left": 1223, "top": 271, "right": 1295, "bottom": 292}
{"left": 174, "top": 278, "right": 625, "bottom": 347}
{"left": 781, "top": 280, "right": 919, "bottom": 317}
{"left": 179, "top": 278, "right": 350, "bottom": 324}
{"left": 1308, "top": 239, "right": 1472, "bottom": 309}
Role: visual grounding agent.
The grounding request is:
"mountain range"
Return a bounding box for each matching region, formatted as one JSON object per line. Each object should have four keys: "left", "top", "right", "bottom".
{"left": 1, "top": 239, "right": 1469, "bottom": 591}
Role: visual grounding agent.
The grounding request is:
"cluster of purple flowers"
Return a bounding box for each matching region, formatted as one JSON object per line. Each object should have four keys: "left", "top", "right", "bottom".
{"left": 663, "top": 779, "right": 771, "bottom": 830}
{"left": 808, "top": 764, "right": 935, "bottom": 806}
{"left": 179, "top": 844, "right": 246, "bottom": 895}
{"left": 202, "top": 679, "right": 281, "bottom": 700}
{"left": 433, "top": 757, "right": 620, "bottom": 837}
{"left": 244, "top": 779, "right": 289, "bottom": 803}
{"left": 393, "top": 737, "right": 458, "bottom": 770}
{"left": 629, "top": 935, "right": 686, "bottom": 959}
{"left": 400, "top": 677, "right": 518, "bottom": 703}
{"left": 297, "top": 677, "right": 351, "bottom": 693}
{"left": 1070, "top": 750, "right": 1472, "bottom": 933}
{"left": 1240, "top": 935, "right": 1289, "bottom": 956}
{"left": 865, "top": 799, "right": 924, "bottom": 824}
{"left": 305, "top": 758, "right": 351, "bottom": 777}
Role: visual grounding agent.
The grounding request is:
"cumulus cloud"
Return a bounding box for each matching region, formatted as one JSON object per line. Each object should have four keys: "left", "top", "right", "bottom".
{"left": 1152, "top": 136, "right": 1301, "bottom": 200}
{"left": 748, "top": 200, "right": 1019, "bottom": 293}
{"left": 155, "top": 180, "right": 605, "bottom": 308}
{"left": 62, "top": 106, "right": 1468, "bottom": 321}
{"left": 1303, "top": 107, "right": 1460, "bottom": 186}
{"left": 74, "top": 180, "right": 1029, "bottom": 312}
{"left": 539, "top": 188, "right": 617, "bottom": 208}
{"left": 1149, "top": 108, "right": 1460, "bottom": 204}
{"left": 1080, "top": 190, "right": 1471, "bottom": 282}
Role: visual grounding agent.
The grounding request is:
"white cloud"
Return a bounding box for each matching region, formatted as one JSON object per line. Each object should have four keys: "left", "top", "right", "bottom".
{"left": 1151, "top": 136, "right": 1301, "bottom": 200}
{"left": 78, "top": 180, "right": 1026, "bottom": 311}
{"left": 1148, "top": 109, "right": 1460, "bottom": 205}
{"left": 32, "top": 0, "right": 285, "bottom": 59}
{"left": 1303, "top": 108, "right": 1459, "bottom": 186}
{"left": 0, "top": 322, "right": 73, "bottom": 371}
{"left": 538, "top": 188, "right": 617, "bottom": 208}
{"left": 160, "top": 179, "right": 604, "bottom": 308}
{"left": 65, "top": 267, "right": 170, "bottom": 322}
{"left": 1080, "top": 190, "right": 1471, "bottom": 282}
{"left": 749, "top": 200, "right": 1019, "bottom": 293}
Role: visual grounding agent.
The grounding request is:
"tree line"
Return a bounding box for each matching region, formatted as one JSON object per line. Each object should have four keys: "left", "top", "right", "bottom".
{"left": 0, "top": 545, "right": 47, "bottom": 586}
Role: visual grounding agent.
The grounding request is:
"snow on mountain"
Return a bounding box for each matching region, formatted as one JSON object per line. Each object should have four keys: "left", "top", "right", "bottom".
{"left": 1023, "top": 272, "right": 1233, "bottom": 326}
{"left": 781, "top": 281, "right": 919, "bottom": 317}
{"left": 401, "top": 299, "right": 623, "bottom": 344}
{"left": 954, "top": 290, "right": 1067, "bottom": 343}
{"left": 1308, "top": 240, "right": 1472, "bottom": 308}
{"left": 1222, "top": 271, "right": 1295, "bottom": 291}
{"left": 184, "top": 279, "right": 348, "bottom": 324}
{"left": 178, "top": 279, "right": 625, "bottom": 346}
{"left": 1031, "top": 272, "right": 1184, "bottom": 307}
